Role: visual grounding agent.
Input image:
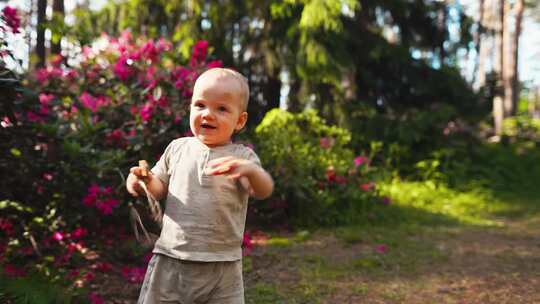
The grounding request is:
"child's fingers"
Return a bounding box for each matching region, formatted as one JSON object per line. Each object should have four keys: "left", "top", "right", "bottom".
{"left": 207, "top": 156, "right": 235, "bottom": 168}
{"left": 130, "top": 166, "right": 149, "bottom": 178}
{"left": 238, "top": 176, "right": 253, "bottom": 194}
{"left": 206, "top": 165, "right": 232, "bottom": 175}
{"left": 206, "top": 160, "right": 238, "bottom": 175}
{"left": 126, "top": 181, "right": 140, "bottom": 197}
{"left": 130, "top": 166, "right": 141, "bottom": 176}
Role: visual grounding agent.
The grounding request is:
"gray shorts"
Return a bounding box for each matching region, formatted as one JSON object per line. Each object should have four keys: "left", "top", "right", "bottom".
{"left": 137, "top": 254, "right": 244, "bottom": 304}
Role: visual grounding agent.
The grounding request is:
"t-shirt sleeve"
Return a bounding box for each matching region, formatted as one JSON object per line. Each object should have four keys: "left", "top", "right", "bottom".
{"left": 242, "top": 146, "right": 261, "bottom": 168}
{"left": 151, "top": 138, "right": 185, "bottom": 184}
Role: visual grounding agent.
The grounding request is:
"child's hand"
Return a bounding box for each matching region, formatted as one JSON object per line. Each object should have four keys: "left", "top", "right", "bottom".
{"left": 126, "top": 164, "right": 151, "bottom": 197}
{"left": 205, "top": 156, "right": 256, "bottom": 194}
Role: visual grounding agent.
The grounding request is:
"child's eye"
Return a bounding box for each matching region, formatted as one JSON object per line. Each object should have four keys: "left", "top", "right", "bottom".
{"left": 218, "top": 106, "right": 228, "bottom": 112}
{"left": 193, "top": 103, "right": 204, "bottom": 108}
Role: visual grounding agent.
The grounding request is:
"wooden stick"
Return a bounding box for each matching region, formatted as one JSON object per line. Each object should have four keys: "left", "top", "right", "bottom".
{"left": 139, "top": 160, "right": 149, "bottom": 177}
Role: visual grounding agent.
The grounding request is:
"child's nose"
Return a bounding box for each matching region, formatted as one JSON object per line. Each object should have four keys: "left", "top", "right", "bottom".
{"left": 201, "top": 108, "right": 214, "bottom": 119}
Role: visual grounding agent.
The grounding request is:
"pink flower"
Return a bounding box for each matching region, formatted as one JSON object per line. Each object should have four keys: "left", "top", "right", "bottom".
{"left": 0, "top": 218, "right": 14, "bottom": 236}
{"left": 53, "top": 231, "right": 64, "bottom": 241}
{"left": 320, "top": 137, "right": 334, "bottom": 149}
{"left": 156, "top": 38, "right": 172, "bottom": 52}
{"left": 242, "top": 232, "right": 253, "bottom": 256}
{"left": 80, "top": 92, "right": 97, "bottom": 112}
{"left": 96, "top": 201, "right": 113, "bottom": 215}
{"left": 88, "top": 184, "right": 100, "bottom": 195}
{"left": 119, "top": 30, "right": 132, "bottom": 44}
{"left": 34, "top": 68, "right": 50, "bottom": 84}
{"left": 325, "top": 166, "right": 336, "bottom": 182}
{"left": 360, "top": 182, "right": 375, "bottom": 192}
{"left": 2, "top": 6, "right": 21, "bottom": 33}
{"left": 94, "top": 262, "right": 113, "bottom": 273}
{"left": 172, "top": 66, "right": 192, "bottom": 89}
{"left": 39, "top": 93, "right": 55, "bottom": 105}
{"left": 3, "top": 264, "right": 26, "bottom": 278}
{"left": 140, "top": 40, "right": 159, "bottom": 62}
{"left": 83, "top": 271, "right": 96, "bottom": 282}
{"left": 83, "top": 184, "right": 120, "bottom": 215}
{"left": 79, "top": 93, "right": 109, "bottom": 113}
{"left": 207, "top": 60, "right": 223, "bottom": 68}
{"left": 354, "top": 155, "right": 370, "bottom": 167}
{"left": 143, "top": 253, "right": 153, "bottom": 264}
{"left": 27, "top": 111, "right": 45, "bottom": 123}
{"left": 335, "top": 175, "right": 347, "bottom": 185}
{"left": 103, "top": 187, "right": 113, "bottom": 194}
{"left": 121, "top": 266, "right": 146, "bottom": 283}
{"left": 113, "top": 56, "right": 135, "bottom": 81}
{"left": 71, "top": 227, "right": 88, "bottom": 239}
{"left": 375, "top": 244, "right": 388, "bottom": 254}
{"left": 191, "top": 40, "right": 209, "bottom": 65}
{"left": 43, "top": 173, "right": 54, "bottom": 181}
{"left": 89, "top": 292, "right": 105, "bottom": 304}
{"left": 106, "top": 129, "right": 127, "bottom": 147}
{"left": 140, "top": 103, "right": 154, "bottom": 122}
{"left": 83, "top": 193, "right": 96, "bottom": 207}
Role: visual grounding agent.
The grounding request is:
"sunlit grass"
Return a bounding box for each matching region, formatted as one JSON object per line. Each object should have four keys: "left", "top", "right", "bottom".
{"left": 378, "top": 179, "right": 508, "bottom": 226}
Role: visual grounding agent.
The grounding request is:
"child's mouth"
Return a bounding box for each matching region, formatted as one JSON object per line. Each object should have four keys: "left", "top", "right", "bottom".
{"left": 201, "top": 123, "right": 216, "bottom": 129}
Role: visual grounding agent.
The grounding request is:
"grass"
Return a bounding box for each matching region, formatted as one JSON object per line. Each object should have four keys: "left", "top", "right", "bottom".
{"left": 245, "top": 145, "right": 540, "bottom": 303}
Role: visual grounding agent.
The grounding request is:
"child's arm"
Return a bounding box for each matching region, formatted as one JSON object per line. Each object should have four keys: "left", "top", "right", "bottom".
{"left": 205, "top": 156, "right": 274, "bottom": 200}
{"left": 126, "top": 164, "right": 168, "bottom": 201}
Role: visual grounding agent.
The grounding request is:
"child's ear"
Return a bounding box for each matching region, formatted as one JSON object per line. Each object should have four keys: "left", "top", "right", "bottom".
{"left": 235, "top": 111, "right": 248, "bottom": 131}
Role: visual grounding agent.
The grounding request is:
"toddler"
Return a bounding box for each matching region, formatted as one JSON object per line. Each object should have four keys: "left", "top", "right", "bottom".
{"left": 126, "top": 68, "right": 274, "bottom": 304}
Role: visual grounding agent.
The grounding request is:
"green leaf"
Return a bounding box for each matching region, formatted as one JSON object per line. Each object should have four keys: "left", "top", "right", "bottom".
{"left": 10, "top": 148, "right": 21, "bottom": 157}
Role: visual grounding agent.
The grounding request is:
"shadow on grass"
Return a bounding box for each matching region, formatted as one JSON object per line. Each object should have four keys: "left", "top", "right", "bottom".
{"left": 414, "top": 143, "right": 540, "bottom": 220}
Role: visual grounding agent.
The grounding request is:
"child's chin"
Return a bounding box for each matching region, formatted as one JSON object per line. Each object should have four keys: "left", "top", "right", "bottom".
{"left": 197, "top": 136, "right": 222, "bottom": 146}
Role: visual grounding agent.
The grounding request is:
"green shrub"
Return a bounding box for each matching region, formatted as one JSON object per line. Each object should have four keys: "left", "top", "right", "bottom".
{"left": 502, "top": 115, "right": 540, "bottom": 143}
{"left": 253, "top": 109, "right": 387, "bottom": 226}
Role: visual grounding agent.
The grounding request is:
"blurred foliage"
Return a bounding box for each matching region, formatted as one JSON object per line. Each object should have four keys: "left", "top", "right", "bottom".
{"left": 502, "top": 115, "right": 540, "bottom": 143}
{"left": 68, "top": 0, "right": 480, "bottom": 127}
{"left": 252, "top": 109, "right": 389, "bottom": 227}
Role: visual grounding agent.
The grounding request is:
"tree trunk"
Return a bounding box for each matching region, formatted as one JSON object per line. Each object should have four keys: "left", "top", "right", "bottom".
{"left": 262, "top": 73, "right": 282, "bottom": 113}
{"left": 502, "top": 0, "right": 513, "bottom": 116}
{"left": 35, "top": 0, "right": 47, "bottom": 68}
{"left": 287, "top": 78, "right": 302, "bottom": 113}
{"left": 51, "top": 0, "right": 65, "bottom": 56}
{"left": 473, "top": 0, "right": 486, "bottom": 90}
{"left": 511, "top": 0, "right": 524, "bottom": 115}
{"left": 493, "top": 0, "right": 505, "bottom": 136}
{"left": 439, "top": 5, "right": 448, "bottom": 64}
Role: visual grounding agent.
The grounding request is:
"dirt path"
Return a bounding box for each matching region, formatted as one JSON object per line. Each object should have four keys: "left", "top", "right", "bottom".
{"left": 244, "top": 216, "right": 540, "bottom": 303}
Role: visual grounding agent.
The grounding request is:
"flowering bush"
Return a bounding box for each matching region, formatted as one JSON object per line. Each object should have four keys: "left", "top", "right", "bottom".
{"left": 252, "top": 109, "right": 389, "bottom": 226}
{"left": 1, "top": 5, "right": 21, "bottom": 65}
{"left": 1, "top": 26, "right": 221, "bottom": 301}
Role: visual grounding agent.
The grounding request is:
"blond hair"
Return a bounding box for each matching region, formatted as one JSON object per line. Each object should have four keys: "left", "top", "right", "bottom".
{"left": 194, "top": 68, "right": 250, "bottom": 111}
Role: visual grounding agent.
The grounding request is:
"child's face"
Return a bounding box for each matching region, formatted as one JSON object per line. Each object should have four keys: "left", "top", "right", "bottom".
{"left": 189, "top": 74, "right": 247, "bottom": 147}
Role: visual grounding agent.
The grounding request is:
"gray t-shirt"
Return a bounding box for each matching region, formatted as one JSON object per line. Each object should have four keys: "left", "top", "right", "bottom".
{"left": 151, "top": 137, "right": 261, "bottom": 262}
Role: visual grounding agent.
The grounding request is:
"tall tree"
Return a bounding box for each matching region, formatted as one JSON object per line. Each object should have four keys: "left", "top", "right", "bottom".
{"left": 51, "top": 0, "right": 65, "bottom": 56}
{"left": 35, "top": 0, "right": 47, "bottom": 68}
{"left": 473, "top": 0, "right": 487, "bottom": 90}
{"left": 492, "top": 0, "right": 505, "bottom": 136}
{"left": 508, "top": 0, "right": 524, "bottom": 115}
